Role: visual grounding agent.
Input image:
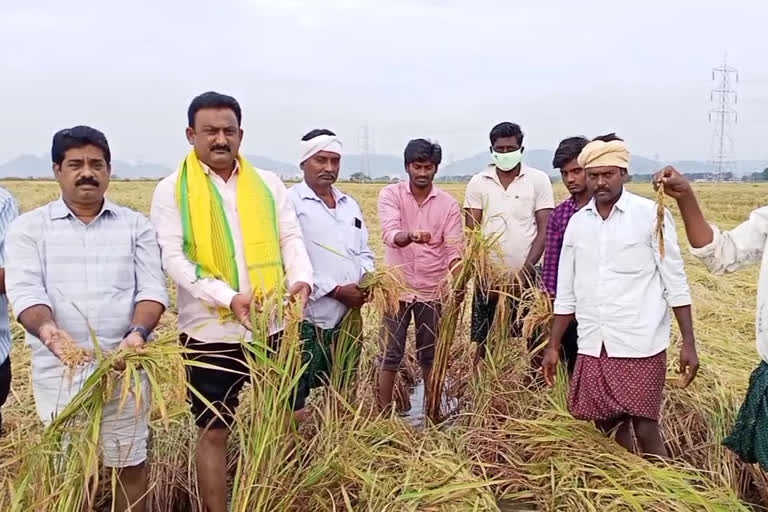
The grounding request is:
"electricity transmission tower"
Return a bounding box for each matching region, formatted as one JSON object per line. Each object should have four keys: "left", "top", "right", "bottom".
{"left": 709, "top": 54, "right": 738, "bottom": 181}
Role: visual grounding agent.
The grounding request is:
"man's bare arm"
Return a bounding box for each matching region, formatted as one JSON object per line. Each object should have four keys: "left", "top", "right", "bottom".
{"left": 18, "top": 304, "right": 56, "bottom": 339}
{"left": 130, "top": 300, "right": 165, "bottom": 332}
{"left": 464, "top": 208, "right": 483, "bottom": 230}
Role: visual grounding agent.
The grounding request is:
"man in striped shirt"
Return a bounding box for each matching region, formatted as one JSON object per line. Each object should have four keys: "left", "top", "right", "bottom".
{"left": 0, "top": 187, "right": 19, "bottom": 435}
{"left": 5, "top": 126, "right": 168, "bottom": 512}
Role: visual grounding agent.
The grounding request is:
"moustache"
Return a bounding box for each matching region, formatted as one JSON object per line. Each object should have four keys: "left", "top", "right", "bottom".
{"left": 210, "top": 145, "right": 231, "bottom": 153}
{"left": 75, "top": 177, "right": 100, "bottom": 187}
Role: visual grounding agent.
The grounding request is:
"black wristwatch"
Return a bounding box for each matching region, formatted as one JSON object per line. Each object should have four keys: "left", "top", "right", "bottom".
{"left": 124, "top": 324, "right": 151, "bottom": 341}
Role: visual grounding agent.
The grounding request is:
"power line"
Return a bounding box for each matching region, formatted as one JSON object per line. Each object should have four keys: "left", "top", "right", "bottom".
{"left": 709, "top": 53, "right": 739, "bottom": 181}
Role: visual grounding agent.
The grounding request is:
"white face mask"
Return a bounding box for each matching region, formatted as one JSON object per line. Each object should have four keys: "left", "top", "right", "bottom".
{"left": 492, "top": 149, "right": 523, "bottom": 172}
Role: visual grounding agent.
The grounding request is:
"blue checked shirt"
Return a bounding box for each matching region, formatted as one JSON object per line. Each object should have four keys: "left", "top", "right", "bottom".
{"left": 0, "top": 188, "right": 19, "bottom": 365}
{"left": 4, "top": 197, "right": 168, "bottom": 388}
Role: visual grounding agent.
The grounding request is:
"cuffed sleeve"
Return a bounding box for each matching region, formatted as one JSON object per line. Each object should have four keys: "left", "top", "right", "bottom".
{"left": 133, "top": 215, "right": 170, "bottom": 308}
{"left": 653, "top": 211, "right": 692, "bottom": 308}
{"left": 5, "top": 217, "right": 52, "bottom": 318}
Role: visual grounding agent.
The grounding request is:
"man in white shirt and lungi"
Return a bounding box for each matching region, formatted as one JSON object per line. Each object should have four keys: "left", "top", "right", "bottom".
{"left": 288, "top": 129, "right": 375, "bottom": 419}
{"left": 542, "top": 135, "right": 700, "bottom": 458}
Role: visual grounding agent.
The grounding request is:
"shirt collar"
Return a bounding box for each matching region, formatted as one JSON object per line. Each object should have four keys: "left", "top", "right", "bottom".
{"left": 297, "top": 180, "right": 347, "bottom": 203}
{"left": 482, "top": 164, "right": 527, "bottom": 182}
{"left": 403, "top": 180, "right": 438, "bottom": 200}
{"left": 50, "top": 196, "right": 117, "bottom": 220}
{"left": 200, "top": 159, "right": 240, "bottom": 177}
{"left": 585, "top": 187, "right": 629, "bottom": 215}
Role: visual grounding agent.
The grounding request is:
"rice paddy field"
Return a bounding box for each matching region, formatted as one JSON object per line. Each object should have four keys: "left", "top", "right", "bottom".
{"left": 0, "top": 179, "right": 767, "bottom": 511}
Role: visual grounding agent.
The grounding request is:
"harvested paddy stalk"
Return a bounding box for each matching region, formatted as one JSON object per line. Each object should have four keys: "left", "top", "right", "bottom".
{"left": 656, "top": 182, "right": 666, "bottom": 259}
{"left": 228, "top": 293, "right": 306, "bottom": 511}
{"left": 9, "top": 334, "right": 192, "bottom": 512}
{"left": 426, "top": 228, "right": 496, "bottom": 424}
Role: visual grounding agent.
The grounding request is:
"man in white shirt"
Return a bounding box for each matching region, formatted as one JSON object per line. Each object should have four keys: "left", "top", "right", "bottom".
{"left": 464, "top": 122, "right": 554, "bottom": 362}
{"left": 542, "top": 135, "right": 699, "bottom": 458}
{"left": 655, "top": 166, "right": 768, "bottom": 466}
{"left": 288, "top": 129, "right": 375, "bottom": 418}
{"left": 150, "top": 91, "right": 312, "bottom": 512}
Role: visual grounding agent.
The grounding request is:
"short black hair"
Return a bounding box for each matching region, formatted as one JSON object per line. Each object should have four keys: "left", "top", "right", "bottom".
{"left": 552, "top": 136, "right": 589, "bottom": 169}
{"left": 592, "top": 132, "right": 624, "bottom": 143}
{"left": 301, "top": 129, "right": 336, "bottom": 141}
{"left": 51, "top": 126, "right": 111, "bottom": 166}
{"left": 187, "top": 91, "right": 242, "bottom": 128}
{"left": 489, "top": 122, "right": 524, "bottom": 146}
{"left": 404, "top": 139, "right": 442, "bottom": 168}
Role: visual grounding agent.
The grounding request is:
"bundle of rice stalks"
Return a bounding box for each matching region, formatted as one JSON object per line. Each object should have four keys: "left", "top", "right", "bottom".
{"left": 361, "top": 265, "right": 409, "bottom": 317}
{"left": 426, "top": 227, "right": 490, "bottom": 424}
{"left": 656, "top": 182, "right": 666, "bottom": 259}
{"left": 516, "top": 283, "right": 552, "bottom": 343}
{"left": 228, "top": 296, "right": 307, "bottom": 511}
{"left": 329, "top": 308, "right": 365, "bottom": 403}
{"left": 293, "top": 408, "right": 503, "bottom": 511}
{"left": 8, "top": 333, "right": 193, "bottom": 511}
{"left": 458, "top": 342, "right": 751, "bottom": 511}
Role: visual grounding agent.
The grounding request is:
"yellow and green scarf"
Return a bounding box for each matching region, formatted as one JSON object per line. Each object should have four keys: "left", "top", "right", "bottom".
{"left": 176, "top": 150, "right": 284, "bottom": 319}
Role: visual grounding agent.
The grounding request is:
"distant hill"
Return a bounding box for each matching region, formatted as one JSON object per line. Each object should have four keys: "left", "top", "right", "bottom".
{"left": 0, "top": 154, "right": 173, "bottom": 179}
{"left": 2, "top": 152, "right": 766, "bottom": 180}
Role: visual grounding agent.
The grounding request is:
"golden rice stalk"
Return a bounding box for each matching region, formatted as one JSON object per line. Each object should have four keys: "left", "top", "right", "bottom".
{"left": 9, "top": 334, "right": 192, "bottom": 512}
{"left": 361, "top": 266, "right": 409, "bottom": 317}
{"left": 426, "top": 227, "right": 488, "bottom": 424}
{"left": 518, "top": 284, "right": 553, "bottom": 344}
{"left": 656, "top": 182, "right": 666, "bottom": 259}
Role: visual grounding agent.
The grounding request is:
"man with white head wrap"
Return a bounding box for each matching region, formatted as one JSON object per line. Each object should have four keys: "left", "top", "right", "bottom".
{"left": 542, "top": 133, "right": 699, "bottom": 458}
{"left": 288, "top": 129, "right": 375, "bottom": 419}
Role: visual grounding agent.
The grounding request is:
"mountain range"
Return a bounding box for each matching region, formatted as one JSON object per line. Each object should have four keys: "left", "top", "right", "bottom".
{"left": 1, "top": 152, "right": 766, "bottom": 179}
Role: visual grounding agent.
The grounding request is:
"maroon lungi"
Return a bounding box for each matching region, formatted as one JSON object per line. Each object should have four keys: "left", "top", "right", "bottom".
{"left": 567, "top": 347, "right": 667, "bottom": 422}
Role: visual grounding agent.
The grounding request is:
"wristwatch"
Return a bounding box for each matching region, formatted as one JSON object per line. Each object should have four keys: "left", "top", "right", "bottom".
{"left": 124, "top": 324, "right": 151, "bottom": 341}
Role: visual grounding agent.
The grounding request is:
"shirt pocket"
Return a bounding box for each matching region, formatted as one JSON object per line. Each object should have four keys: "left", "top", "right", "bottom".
{"left": 99, "top": 241, "right": 136, "bottom": 291}
{"left": 609, "top": 238, "right": 652, "bottom": 274}
{"left": 508, "top": 190, "right": 535, "bottom": 222}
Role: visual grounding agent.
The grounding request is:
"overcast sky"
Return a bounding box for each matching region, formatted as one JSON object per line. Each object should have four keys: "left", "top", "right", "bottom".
{"left": 2, "top": 0, "right": 767, "bottom": 169}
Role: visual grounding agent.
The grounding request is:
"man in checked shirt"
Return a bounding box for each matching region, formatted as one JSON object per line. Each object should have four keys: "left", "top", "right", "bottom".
{"left": 540, "top": 136, "right": 590, "bottom": 375}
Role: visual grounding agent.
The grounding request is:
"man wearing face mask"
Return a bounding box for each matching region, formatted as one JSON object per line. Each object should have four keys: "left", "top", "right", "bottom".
{"left": 464, "top": 122, "right": 554, "bottom": 362}
{"left": 150, "top": 91, "right": 312, "bottom": 512}
{"left": 288, "top": 129, "right": 375, "bottom": 421}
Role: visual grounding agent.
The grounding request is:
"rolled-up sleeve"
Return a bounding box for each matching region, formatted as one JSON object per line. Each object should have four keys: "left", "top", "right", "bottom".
{"left": 534, "top": 173, "right": 555, "bottom": 211}
{"left": 0, "top": 194, "right": 19, "bottom": 269}
{"left": 150, "top": 176, "right": 238, "bottom": 309}
{"left": 273, "top": 178, "right": 313, "bottom": 289}
{"left": 463, "top": 177, "right": 483, "bottom": 210}
{"left": 553, "top": 224, "right": 576, "bottom": 315}
{"left": 444, "top": 200, "right": 464, "bottom": 262}
{"left": 653, "top": 211, "right": 692, "bottom": 308}
{"left": 133, "top": 215, "right": 170, "bottom": 308}
{"left": 378, "top": 186, "right": 401, "bottom": 248}
{"left": 5, "top": 216, "right": 52, "bottom": 318}
{"left": 690, "top": 206, "right": 768, "bottom": 274}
